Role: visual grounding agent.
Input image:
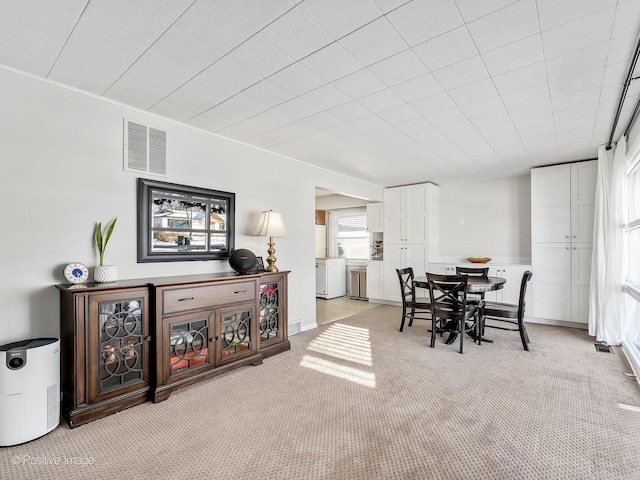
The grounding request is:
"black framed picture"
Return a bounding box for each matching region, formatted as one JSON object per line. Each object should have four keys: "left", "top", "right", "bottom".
{"left": 137, "top": 178, "right": 235, "bottom": 262}
{"left": 253, "top": 256, "right": 265, "bottom": 272}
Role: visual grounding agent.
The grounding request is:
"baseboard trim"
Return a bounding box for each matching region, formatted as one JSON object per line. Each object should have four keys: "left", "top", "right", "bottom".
{"left": 622, "top": 339, "right": 640, "bottom": 386}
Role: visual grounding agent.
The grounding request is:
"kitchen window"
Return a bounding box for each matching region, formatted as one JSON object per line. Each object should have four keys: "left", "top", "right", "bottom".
{"left": 327, "top": 208, "right": 368, "bottom": 260}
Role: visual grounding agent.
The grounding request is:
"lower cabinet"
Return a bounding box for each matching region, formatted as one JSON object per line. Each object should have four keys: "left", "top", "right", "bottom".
{"left": 366, "top": 261, "right": 384, "bottom": 300}
{"left": 383, "top": 244, "right": 428, "bottom": 301}
{"left": 57, "top": 271, "right": 289, "bottom": 427}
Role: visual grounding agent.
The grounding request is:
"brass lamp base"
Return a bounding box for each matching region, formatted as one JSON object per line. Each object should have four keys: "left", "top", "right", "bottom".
{"left": 265, "top": 236, "right": 278, "bottom": 272}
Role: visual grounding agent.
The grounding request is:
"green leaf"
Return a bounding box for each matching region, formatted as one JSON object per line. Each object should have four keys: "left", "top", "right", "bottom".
{"left": 94, "top": 218, "right": 116, "bottom": 266}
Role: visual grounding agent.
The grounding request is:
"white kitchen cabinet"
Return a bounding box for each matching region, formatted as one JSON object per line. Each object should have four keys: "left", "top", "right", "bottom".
{"left": 366, "top": 261, "right": 384, "bottom": 300}
{"left": 383, "top": 183, "right": 438, "bottom": 301}
{"left": 366, "top": 203, "right": 384, "bottom": 233}
{"left": 531, "top": 160, "right": 597, "bottom": 323}
{"left": 316, "top": 258, "right": 346, "bottom": 299}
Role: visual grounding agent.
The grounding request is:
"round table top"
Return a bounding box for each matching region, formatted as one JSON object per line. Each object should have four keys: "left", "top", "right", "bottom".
{"left": 413, "top": 275, "right": 506, "bottom": 293}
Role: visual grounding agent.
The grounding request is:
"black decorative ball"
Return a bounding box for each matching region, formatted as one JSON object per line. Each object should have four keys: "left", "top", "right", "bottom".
{"left": 229, "top": 249, "right": 257, "bottom": 275}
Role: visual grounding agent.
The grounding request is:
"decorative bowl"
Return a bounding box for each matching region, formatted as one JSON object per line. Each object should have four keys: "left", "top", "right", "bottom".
{"left": 466, "top": 257, "right": 491, "bottom": 264}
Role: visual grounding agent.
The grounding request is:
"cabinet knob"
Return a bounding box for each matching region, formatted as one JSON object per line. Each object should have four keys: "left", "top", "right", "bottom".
{"left": 573, "top": 247, "right": 576, "bottom": 250}
{"left": 145, "top": 336, "right": 152, "bottom": 342}
{"left": 566, "top": 247, "right": 569, "bottom": 250}
{"left": 572, "top": 235, "right": 576, "bottom": 238}
{"left": 565, "top": 235, "right": 569, "bottom": 238}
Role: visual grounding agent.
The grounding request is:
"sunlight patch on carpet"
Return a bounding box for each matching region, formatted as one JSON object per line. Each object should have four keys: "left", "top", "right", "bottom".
{"left": 300, "top": 323, "right": 375, "bottom": 387}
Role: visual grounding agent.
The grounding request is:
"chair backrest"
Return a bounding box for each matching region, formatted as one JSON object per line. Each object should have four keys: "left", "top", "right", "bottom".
{"left": 518, "top": 271, "right": 533, "bottom": 318}
{"left": 396, "top": 268, "right": 416, "bottom": 306}
{"left": 427, "top": 273, "right": 469, "bottom": 321}
{"left": 455, "top": 266, "right": 489, "bottom": 277}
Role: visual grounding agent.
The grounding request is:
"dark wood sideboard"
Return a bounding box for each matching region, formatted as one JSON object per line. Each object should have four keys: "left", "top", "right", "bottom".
{"left": 57, "top": 271, "right": 289, "bottom": 428}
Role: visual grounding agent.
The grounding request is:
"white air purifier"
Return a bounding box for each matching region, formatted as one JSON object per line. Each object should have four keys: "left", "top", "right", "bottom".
{"left": 0, "top": 338, "right": 60, "bottom": 446}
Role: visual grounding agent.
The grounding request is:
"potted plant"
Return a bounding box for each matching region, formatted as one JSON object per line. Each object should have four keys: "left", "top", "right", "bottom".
{"left": 94, "top": 217, "right": 117, "bottom": 283}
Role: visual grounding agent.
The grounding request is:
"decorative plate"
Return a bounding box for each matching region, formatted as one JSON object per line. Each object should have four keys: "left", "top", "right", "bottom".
{"left": 64, "top": 262, "right": 89, "bottom": 284}
{"left": 466, "top": 257, "right": 492, "bottom": 264}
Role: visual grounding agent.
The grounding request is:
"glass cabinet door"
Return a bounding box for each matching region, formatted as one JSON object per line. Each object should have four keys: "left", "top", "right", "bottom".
{"left": 88, "top": 290, "right": 149, "bottom": 403}
{"left": 259, "top": 280, "right": 282, "bottom": 347}
{"left": 166, "top": 312, "right": 212, "bottom": 378}
{"left": 216, "top": 303, "right": 256, "bottom": 365}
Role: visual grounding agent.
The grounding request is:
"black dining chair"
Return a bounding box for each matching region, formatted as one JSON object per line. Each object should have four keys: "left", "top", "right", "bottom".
{"left": 480, "top": 271, "right": 533, "bottom": 351}
{"left": 455, "top": 266, "right": 489, "bottom": 305}
{"left": 426, "top": 273, "right": 479, "bottom": 354}
{"left": 396, "top": 268, "right": 431, "bottom": 332}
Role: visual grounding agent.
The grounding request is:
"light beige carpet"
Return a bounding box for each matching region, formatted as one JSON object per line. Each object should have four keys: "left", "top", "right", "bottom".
{"left": 2, "top": 305, "right": 640, "bottom": 480}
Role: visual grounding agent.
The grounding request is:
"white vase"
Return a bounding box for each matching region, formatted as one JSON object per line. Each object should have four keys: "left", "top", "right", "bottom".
{"left": 94, "top": 265, "right": 118, "bottom": 283}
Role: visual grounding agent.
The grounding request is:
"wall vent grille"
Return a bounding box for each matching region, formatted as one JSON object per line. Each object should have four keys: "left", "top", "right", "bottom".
{"left": 124, "top": 119, "right": 167, "bottom": 176}
{"left": 595, "top": 343, "right": 613, "bottom": 353}
{"left": 289, "top": 321, "right": 301, "bottom": 335}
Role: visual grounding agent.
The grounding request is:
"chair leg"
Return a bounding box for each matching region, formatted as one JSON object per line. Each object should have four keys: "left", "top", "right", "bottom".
{"left": 400, "top": 306, "right": 407, "bottom": 332}
{"left": 430, "top": 317, "right": 437, "bottom": 348}
{"left": 459, "top": 318, "right": 464, "bottom": 354}
{"left": 519, "top": 323, "right": 529, "bottom": 351}
{"left": 408, "top": 308, "right": 415, "bottom": 327}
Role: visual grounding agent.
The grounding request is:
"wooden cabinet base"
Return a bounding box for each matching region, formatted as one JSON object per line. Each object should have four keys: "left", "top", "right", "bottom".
{"left": 260, "top": 340, "right": 290, "bottom": 359}
{"left": 63, "top": 389, "right": 149, "bottom": 428}
{"left": 152, "top": 353, "right": 263, "bottom": 403}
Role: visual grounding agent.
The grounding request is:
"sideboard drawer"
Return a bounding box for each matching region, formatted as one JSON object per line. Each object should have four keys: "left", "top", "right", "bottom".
{"left": 162, "top": 281, "right": 256, "bottom": 314}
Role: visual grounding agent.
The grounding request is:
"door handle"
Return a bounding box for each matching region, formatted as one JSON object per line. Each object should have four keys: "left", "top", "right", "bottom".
{"left": 178, "top": 297, "right": 194, "bottom": 302}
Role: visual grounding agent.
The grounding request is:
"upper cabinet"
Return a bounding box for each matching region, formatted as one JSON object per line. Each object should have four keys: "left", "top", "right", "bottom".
{"left": 384, "top": 183, "right": 439, "bottom": 245}
{"left": 531, "top": 161, "right": 597, "bottom": 243}
{"left": 366, "top": 203, "right": 384, "bottom": 233}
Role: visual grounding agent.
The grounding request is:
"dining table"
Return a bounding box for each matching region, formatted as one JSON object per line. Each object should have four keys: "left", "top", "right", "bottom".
{"left": 413, "top": 275, "right": 507, "bottom": 343}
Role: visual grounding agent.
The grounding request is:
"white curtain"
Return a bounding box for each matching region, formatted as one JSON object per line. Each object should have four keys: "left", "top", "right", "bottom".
{"left": 588, "top": 137, "right": 628, "bottom": 344}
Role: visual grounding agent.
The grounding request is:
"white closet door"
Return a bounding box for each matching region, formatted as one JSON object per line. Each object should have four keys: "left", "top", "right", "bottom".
{"left": 571, "top": 243, "right": 592, "bottom": 324}
{"left": 531, "top": 164, "right": 571, "bottom": 243}
{"left": 532, "top": 243, "right": 572, "bottom": 321}
{"left": 570, "top": 161, "right": 597, "bottom": 243}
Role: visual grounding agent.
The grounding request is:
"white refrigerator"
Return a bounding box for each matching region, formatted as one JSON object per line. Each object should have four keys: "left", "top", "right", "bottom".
{"left": 316, "top": 258, "right": 346, "bottom": 299}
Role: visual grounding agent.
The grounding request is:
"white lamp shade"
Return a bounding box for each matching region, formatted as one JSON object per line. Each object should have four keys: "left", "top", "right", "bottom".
{"left": 252, "top": 210, "right": 287, "bottom": 238}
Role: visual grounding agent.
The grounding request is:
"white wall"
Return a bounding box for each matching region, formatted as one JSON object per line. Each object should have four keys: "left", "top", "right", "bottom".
{"left": 0, "top": 67, "right": 383, "bottom": 344}
{"left": 437, "top": 175, "right": 531, "bottom": 264}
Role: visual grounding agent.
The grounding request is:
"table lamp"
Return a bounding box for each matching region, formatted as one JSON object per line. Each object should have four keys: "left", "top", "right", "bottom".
{"left": 251, "top": 210, "right": 287, "bottom": 272}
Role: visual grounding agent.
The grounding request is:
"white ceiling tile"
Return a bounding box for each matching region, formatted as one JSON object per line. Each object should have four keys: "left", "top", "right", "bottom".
{"left": 368, "top": 49, "right": 427, "bottom": 87}
{"left": 339, "top": 17, "right": 407, "bottom": 66}
{"left": 472, "top": 113, "right": 518, "bottom": 138}
{"left": 612, "top": 0, "right": 640, "bottom": 38}
{"left": 603, "top": 62, "right": 628, "bottom": 86}
{"left": 459, "top": 96, "right": 507, "bottom": 119}
{"left": 203, "top": 55, "right": 262, "bottom": 91}
{"left": 500, "top": 83, "right": 550, "bottom": 109}
{"left": 541, "top": 7, "right": 616, "bottom": 59}
{"left": 150, "top": 27, "right": 222, "bottom": 72}
{"left": 242, "top": 79, "right": 296, "bottom": 108}
{"left": 425, "top": 108, "right": 468, "bottom": 128}
{"left": 514, "top": 114, "right": 556, "bottom": 133}
{"left": 481, "top": 34, "right": 543, "bottom": 76}
{"left": 210, "top": 0, "right": 294, "bottom": 31}
{"left": 448, "top": 78, "right": 498, "bottom": 106}
{"left": 545, "top": 42, "right": 609, "bottom": 82}
{"left": 300, "top": 43, "right": 363, "bottom": 82}
{"left": 301, "top": 84, "right": 350, "bottom": 110}
{"left": 332, "top": 68, "right": 386, "bottom": 99}
{"left": 349, "top": 114, "right": 390, "bottom": 132}
{"left": 190, "top": 93, "right": 268, "bottom": 131}
{"left": 431, "top": 56, "right": 489, "bottom": 90}
{"left": 269, "top": 62, "right": 325, "bottom": 96}
{"left": 536, "top": 0, "right": 616, "bottom": 31}
{"left": 174, "top": 0, "right": 253, "bottom": 54}
{"left": 453, "top": 0, "right": 520, "bottom": 22}
{"left": 327, "top": 101, "right": 372, "bottom": 122}
{"left": 554, "top": 104, "right": 599, "bottom": 126}
{"left": 341, "top": 132, "right": 377, "bottom": 147}
{"left": 48, "top": 56, "right": 125, "bottom": 95}
{"left": 275, "top": 97, "right": 322, "bottom": 120}
{"left": 129, "top": 0, "right": 195, "bottom": 23}
{"left": 412, "top": 27, "right": 478, "bottom": 71}
{"left": 548, "top": 68, "right": 604, "bottom": 98}
{"left": 376, "top": 104, "right": 421, "bottom": 124}
{"left": 227, "top": 36, "right": 293, "bottom": 77}
{"left": 391, "top": 73, "right": 443, "bottom": 103}
{"left": 301, "top": 111, "right": 344, "bottom": 130}
{"left": 160, "top": 71, "right": 236, "bottom": 111}
{"left": 259, "top": 8, "right": 333, "bottom": 60}
{"left": 298, "top": 0, "right": 381, "bottom": 39}
{"left": 394, "top": 117, "right": 432, "bottom": 135}
{"left": 357, "top": 89, "right": 405, "bottom": 112}
{"left": 323, "top": 123, "right": 363, "bottom": 139}
{"left": 0, "top": 17, "right": 63, "bottom": 76}
{"left": 386, "top": 0, "right": 463, "bottom": 46}
{"left": 467, "top": 0, "right": 539, "bottom": 53}
{"left": 607, "top": 32, "right": 638, "bottom": 66}
{"left": 249, "top": 109, "right": 296, "bottom": 129}
{"left": 0, "top": 0, "right": 80, "bottom": 39}
{"left": 83, "top": 0, "right": 170, "bottom": 46}
{"left": 506, "top": 98, "right": 552, "bottom": 121}
{"left": 217, "top": 120, "right": 272, "bottom": 142}
{"left": 371, "top": 0, "right": 409, "bottom": 14}
{"left": 492, "top": 61, "right": 547, "bottom": 95}
{"left": 105, "top": 70, "right": 170, "bottom": 110}
{"left": 551, "top": 88, "right": 602, "bottom": 112}
{"left": 148, "top": 100, "right": 203, "bottom": 122}
{"left": 411, "top": 92, "right": 457, "bottom": 116}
